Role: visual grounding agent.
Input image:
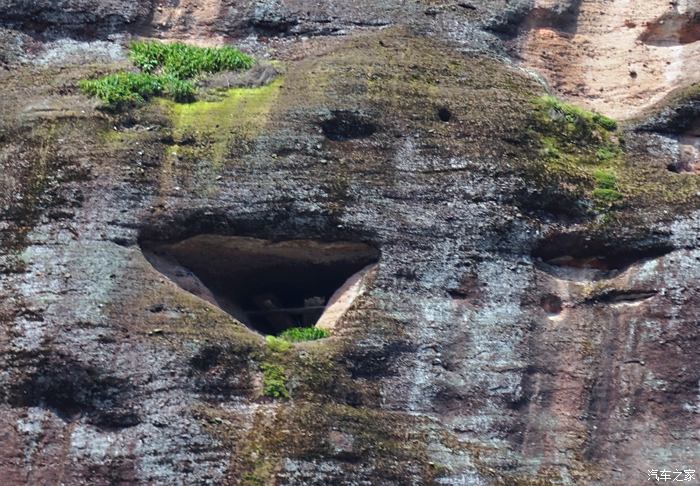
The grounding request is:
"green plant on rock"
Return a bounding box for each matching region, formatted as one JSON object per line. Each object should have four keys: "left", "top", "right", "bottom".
{"left": 592, "top": 112, "right": 618, "bottom": 131}
{"left": 79, "top": 72, "right": 166, "bottom": 107}
{"left": 595, "top": 146, "right": 617, "bottom": 162}
{"left": 160, "top": 74, "right": 196, "bottom": 102}
{"left": 261, "top": 362, "right": 289, "bottom": 399}
{"left": 278, "top": 327, "right": 330, "bottom": 342}
{"left": 129, "top": 41, "right": 254, "bottom": 78}
{"left": 81, "top": 41, "right": 253, "bottom": 108}
{"left": 527, "top": 94, "right": 624, "bottom": 212}
{"left": 593, "top": 169, "right": 622, "bottom": 205}
{"left": 593, "top": 169, "right": 617, "bottom": 190}
{"left": 592, "top": 188, "right": 622, "bottom": 204}
{"left": 265, "top": 335, "right": 291, "bottom": 353}
{"left": 541, "top": 137, "right": 562, "bottom": 159}
{"left": 533, "top": 96, "right": 621, "bottom": 165}
{"left": 538, "top": 95, "right": 617, "bottom": 132}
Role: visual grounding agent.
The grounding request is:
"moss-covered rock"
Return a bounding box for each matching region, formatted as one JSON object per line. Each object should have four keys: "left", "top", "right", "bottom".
{"left": 3, "top": 20, "right": 699, "bottom": 486}
{"left": 157, "top": 78, "right": 283, "bottom": 195}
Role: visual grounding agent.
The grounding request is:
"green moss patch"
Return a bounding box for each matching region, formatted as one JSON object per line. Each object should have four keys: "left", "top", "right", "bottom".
{"left": 260, "top": 362, "right": 289, "bottom": 399}
{"left": 593, "top": 169, "right": 617, "bottom": 190}
{"left": 531, "top": 95, "right": 621, "bottom": 165}
{"left": 538, "top": 95, "right": 617, "bottom": 132}
{"left": 265, "top": 335, "right": 291, "bottom": 353}
{"left": 164, "top": 78, "right": 282, "bottom": 144}
{"left": 520, "top": 95, "right": 625, "bottom": 214}
{"left": 217, "top": 402, "right": 453, "bottom": 484}
{"left": 592, "top": 169, "right": 622, "bottom": 205}
{"left": 155, "top": 78, "right": 282, "bottom": 195}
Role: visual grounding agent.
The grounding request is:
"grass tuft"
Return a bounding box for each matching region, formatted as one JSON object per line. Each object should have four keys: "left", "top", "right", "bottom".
{"left": 596, "top": 147, "right": 617, "bottom": 162}
{"left": 593, "top": 169, "right": 622, "bottom": 205}
{"left": 277, "top": 327, "right": 330, "bottom": 342}
{"left": 79, "top": 72, "right": 167, "bottom": 108}
{"left": 593, "top": 169, "right": 617, "bottom": 190}
{"left": 592, "top": 112, "right": 617, "bottom": 131}
{"left": 264, "top": 327, "right": 329, "bottom": 352}
{"left": 592, "top": 188, "right": 622, "bottom": 203}
{"left": 129, "top": 41, "right": 254, "bottom": 79}
{"left": 81, "top": 41, "right": 253, "bottom": 108}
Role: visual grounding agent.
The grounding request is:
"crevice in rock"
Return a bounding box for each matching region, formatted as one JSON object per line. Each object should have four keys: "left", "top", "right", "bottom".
{"left": 141, "top": 235, "right": 379, "bottom": 335}
{"left": 320, "top": 110, "right": 377, "bottom": 141}
{"left": 635, "top": 94, "right": 700, "bottom": 136}
{"left": 533, "top": 233, "right": 673, "bottom": 281}
{"left": 249, "top": 0, "right": 299, "bottom": 35}
{"left": 487, "top": 2, "right": 583, "bottom": 38}
{"left": 667, "top": 162, "right": 684, "bottom": 173}
{"left": 344, "top": 341, "right": 416, "bottom": 379}
{"left": 667, "top": 158, "right": 700, "bottom": 174}
{"left": 585, "top": 289, "right": 658, "bottom": 305}
{"left": 189, "top": 344, "right": 255, "bottom": 398}
{"left": 670, "top": 122, "right": 700, "bottom": 173}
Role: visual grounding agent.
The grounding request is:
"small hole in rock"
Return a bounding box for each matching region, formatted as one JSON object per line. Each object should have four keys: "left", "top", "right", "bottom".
{"left": 667, "top": 162, "right": 683, "bottom": 173}
{"left": 437, "top": 106, "right": 452, "bottom": 122}
{"left": 141, "top": 236, "right": 379, "bottom": 335}
{"left": 321, "top": 111, "right": 377, "bottom": 141}
{"left": 149, "top": 303, "right": 165, "bottom": 313}
{"left": 540, "top": 294, "right": 563, "bottom": 315}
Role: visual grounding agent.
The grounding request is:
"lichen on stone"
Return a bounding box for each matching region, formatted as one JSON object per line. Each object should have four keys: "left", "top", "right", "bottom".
{"left": 157, "top": 78, "right": 283, "bottom": 195}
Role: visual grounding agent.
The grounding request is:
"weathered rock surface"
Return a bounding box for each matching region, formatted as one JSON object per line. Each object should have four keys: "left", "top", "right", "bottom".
{"left": 1, "top": 1, "right": 699, "bottom": 485}
{"left": 519, "top": 0, "right": 700, "bottom": 119}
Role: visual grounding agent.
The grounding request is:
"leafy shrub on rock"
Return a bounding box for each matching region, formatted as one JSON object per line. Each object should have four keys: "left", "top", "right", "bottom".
{"left": 81, "top": 41, "right": 253, "bottom": 108}
{"left": 79, "top": 72, "right": 165, "bottom": 107}
{"left": 278, "top": 327, "right": 330, "bottom": 342}
{"left": 129, "top": 41, "right": 254, "bottom": 78}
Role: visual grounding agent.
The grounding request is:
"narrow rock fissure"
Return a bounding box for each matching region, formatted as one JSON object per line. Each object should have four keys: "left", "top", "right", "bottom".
{"left": 141, "top": 235, "right": 379, "bottom": 335}
{"left": 585, "top": 289, "right": 658, "bottom": 305}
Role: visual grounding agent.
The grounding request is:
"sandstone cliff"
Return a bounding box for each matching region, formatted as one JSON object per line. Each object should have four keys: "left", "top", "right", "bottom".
{"left": 1, "top": 1, "right": 699, "bottom": 485}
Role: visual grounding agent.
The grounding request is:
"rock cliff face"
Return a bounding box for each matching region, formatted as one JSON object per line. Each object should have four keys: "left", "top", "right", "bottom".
{"left": 520, "top": 0, "right": 700, "bottom": 119}
{"left": 1, "top": 1, "right": 699, "bottom": 485}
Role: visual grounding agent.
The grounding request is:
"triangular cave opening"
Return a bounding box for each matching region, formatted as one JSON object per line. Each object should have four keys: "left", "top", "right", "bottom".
{"left": 141, "top": 235, "right": 379, "bottom": 335}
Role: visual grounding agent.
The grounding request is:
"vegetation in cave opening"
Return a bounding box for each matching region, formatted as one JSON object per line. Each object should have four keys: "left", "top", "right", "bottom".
{"left": 278, "top": 327, "right": 330, "bottom": 342}
{"left": 265, "top": 327, "right": 330, "bottom": 352}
